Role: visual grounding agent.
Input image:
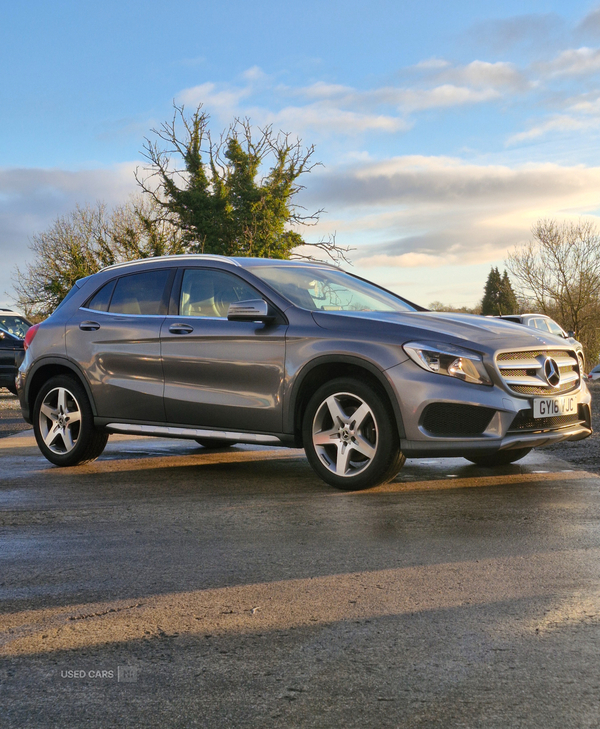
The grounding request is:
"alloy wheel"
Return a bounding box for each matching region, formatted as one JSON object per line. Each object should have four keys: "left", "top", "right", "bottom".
{"left": 312, "top": 391, "right": 378, "bottom": 478}
{"left": 38, "top": 387, "right": 82, "bottom": 455}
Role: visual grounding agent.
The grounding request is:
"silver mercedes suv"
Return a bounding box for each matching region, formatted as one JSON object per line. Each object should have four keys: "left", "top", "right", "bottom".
{"left": 17, "top": 255, "right": 592, "bottom": 490}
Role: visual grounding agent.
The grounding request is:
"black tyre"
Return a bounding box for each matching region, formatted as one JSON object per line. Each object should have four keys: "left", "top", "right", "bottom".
{"left": 302, "top": 377, "right": 405, "bottom": 490}
{"left": 465, "top": 447, "right": 532, "bottom": 467}
{"left": 194, "top": 438, "right": 236, "bottom": 449}
{"left": 33, "top": 375, "right": 108, "bottom": 467}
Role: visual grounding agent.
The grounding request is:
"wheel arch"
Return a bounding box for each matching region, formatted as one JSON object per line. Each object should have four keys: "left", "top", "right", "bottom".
{"left": 26, "top": 357, "right": 97, "bottom": 418}
{"left": 287, "top": 355, "right": 405, "bottom": 446}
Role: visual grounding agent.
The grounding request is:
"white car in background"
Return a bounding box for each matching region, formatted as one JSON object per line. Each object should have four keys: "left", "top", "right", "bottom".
{"left": 0, "top": 308, "right": 33, "bottom": 339}
{"left": 588, "top": 364, "right": 600, "bottom": 381}
{"left": 496, "top": 314, "right": 585, "bottom": 373}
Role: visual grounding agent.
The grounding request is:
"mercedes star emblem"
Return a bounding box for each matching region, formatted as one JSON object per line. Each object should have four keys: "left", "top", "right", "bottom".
{"left": 543, "top": 357, "right": 561, "bottom": 388}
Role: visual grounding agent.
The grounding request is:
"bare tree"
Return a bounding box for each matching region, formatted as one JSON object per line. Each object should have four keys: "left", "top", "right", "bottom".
{"left": 506, "top": 219, "right": 600, "bottom": 365}
{"left": 13, "top": 196, "right": 185, "bottom": 318}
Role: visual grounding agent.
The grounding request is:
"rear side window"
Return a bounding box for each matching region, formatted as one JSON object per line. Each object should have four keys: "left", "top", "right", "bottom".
{"left": 530, "top": 318, "right": 550, "bottom": 332}
{"left": 109, "top": 270, "right": 171, "bottom": 316}
{"left": 85, "top": 280, "right": 116, "bottom": 312}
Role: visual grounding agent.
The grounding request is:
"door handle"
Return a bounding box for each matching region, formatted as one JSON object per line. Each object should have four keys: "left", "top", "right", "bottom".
{"left": 79, "top": 321, "right": 100, "bottom": 331}
{"left": 169, "top": 323, "right": 194, "bottom": 335}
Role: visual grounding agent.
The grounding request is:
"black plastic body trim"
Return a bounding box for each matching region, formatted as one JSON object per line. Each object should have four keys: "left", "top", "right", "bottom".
{"left": 286, "top": 354, "right": 406, "bottom": 439}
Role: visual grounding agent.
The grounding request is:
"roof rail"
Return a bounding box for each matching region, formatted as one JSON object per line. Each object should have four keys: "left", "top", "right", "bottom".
{"left": 99, "top": 254, "right": 240, "bottom": 273}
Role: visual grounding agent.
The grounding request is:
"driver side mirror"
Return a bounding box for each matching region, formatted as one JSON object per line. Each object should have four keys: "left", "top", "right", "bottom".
{"left": 568, "top": 331, "right": 576, "bottom": 338}
{"left": 227, "top": 299, "right": 275, "bottom": 323}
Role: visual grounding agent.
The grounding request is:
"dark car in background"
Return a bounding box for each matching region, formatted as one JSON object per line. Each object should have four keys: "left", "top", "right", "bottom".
{"left": 0, "top": 308, "right": 31, "bottom": 395}
{"left": 0, "top": 327, "right": 25, "bottom": 395}
{"left": 16, "top": 256, "right": 592, "bottom": 490}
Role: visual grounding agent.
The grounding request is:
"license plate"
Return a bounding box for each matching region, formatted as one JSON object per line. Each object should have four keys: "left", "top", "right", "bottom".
{"left": 533, "top": 395, "right": 577, "bottom": 418}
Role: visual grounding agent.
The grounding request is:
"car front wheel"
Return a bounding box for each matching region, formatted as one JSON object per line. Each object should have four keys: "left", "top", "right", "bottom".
{"left": 33, "top": 375, "right": 108, "bottom": 466}
{"left": 302, "top": 378, "right": 405, "bottom": 490}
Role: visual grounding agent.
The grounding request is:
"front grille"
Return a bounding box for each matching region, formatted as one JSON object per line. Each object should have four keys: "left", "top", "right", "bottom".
{"left": 509, "top": 381, "right": 578, "bottom": 395}
{"left": 496, "top": 349, "right": 580, "bottom": 396}
{"left": 421, "top": 403, "right": 496, "bottom": 436}
{"left": 509, "top": 409, "right": 581, "bottom": 432}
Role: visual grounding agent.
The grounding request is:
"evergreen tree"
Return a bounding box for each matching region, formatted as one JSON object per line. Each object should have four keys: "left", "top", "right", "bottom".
{"left": 481, "top": 267, "right": 503, "bottom": 315}
{"left": 481, "top": 267, "right": 519, "bottom": 315}
{"left": 136, "top": 104, "right": 350, "bottom": 263}
{"left": 498, "top": 270, "right": 518, "bottom": 314}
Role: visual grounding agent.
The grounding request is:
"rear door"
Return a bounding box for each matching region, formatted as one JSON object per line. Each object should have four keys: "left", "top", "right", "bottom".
{"left": 160, "top": 267, "right": 287, "bottom": 432}
{"left": 65, "top": 268, "right": 174, "bottom": 421}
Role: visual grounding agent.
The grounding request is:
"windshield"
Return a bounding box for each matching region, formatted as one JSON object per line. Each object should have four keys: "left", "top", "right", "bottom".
{"left": 248, "top": 265, "right": 417, "bottom": 314}
{"left": 0, "top": 314, "right": 31, "bottom": 339}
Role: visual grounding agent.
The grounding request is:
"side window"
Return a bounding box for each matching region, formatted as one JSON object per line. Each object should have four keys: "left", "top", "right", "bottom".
{"left": 547, "top": 320, "right": 565, "bottom": 337}
{"left": 109, "top": 270, "right": 171, "bottom": 316}
{"left": 534, "top": 319, "right": 551, "bottom": 332}
{"left": 85, "top": 280, "right": 116, "bottom": 312}
{"left": 180, "top": 269, "right": 260, "bottom": 318}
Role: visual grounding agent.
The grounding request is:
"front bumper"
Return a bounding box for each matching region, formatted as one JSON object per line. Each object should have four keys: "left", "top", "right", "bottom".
{"left": 385, "top": 359, "right": 592, "bottom": 458}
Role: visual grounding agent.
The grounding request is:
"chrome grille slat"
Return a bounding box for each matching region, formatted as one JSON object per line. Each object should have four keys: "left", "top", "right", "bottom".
{"left": 498, "top": 360, "right": 542, "bottom": 370}
{"left": 495, "top": 348, "right": 580, "bottom": 396}
{"left": 502, "top": 375, "right": 555, "bottom": 386}
{"left": 558, "top": 371, "right": 579, "bottom": 384}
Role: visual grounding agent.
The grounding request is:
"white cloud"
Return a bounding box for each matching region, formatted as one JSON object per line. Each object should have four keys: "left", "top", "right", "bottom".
{"left": 438, "top": 60, "right": 527, "bottom": 90}
{"left": 176, "top": 59, "right": 524, "bottom": 140}
{"left": 355, "top": 252, "right": 455, "bottom": 268}
{"left": 394, "top": 84, "right": 501, "bottom": 111}
{"left": 177, "top": 82, "right": 252, "bottom": 117}
{"left": 507, "top": 114, "right": 598, "bottom": 144}
{"left": 300, "top": 156, "right": 600, "bottom": 278}
{"left": 258, "top": 104, "right": 410, "bottom": 133}
{"left": 412, "top": 58, "right": 451, "bottom": 71}
{"left": 537, "top": 47, "right": 600, "bottom": 77}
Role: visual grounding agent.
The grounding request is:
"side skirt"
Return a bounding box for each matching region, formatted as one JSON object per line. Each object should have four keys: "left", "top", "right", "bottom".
{"left": 102, "top": 421, "right": 289, "bottom": 446}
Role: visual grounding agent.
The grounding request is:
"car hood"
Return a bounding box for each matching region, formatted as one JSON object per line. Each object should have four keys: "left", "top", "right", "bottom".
{"left": 311, "top": 310, "right": 570, "bottom": 348}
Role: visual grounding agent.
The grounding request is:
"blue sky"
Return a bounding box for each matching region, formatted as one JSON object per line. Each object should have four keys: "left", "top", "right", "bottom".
{"left": 3, "top": 0, "right": 600, "bottom": 307}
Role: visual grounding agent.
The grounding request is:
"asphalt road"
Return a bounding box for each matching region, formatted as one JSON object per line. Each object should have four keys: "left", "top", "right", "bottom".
{"left": 2, "top": 430, "right": 600, "bottom": 728}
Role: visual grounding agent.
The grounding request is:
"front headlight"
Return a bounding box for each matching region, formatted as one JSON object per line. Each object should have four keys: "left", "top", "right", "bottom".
{"left": 403, "top": 341, "right": 492, "bottom": 386}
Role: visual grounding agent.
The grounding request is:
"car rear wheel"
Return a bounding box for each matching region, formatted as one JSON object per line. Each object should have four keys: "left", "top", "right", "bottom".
{"left": 465, "top": 447, "right": 532, "bottom": 467}
{"left": 302, "top": 377, "right": 405, "bottom": 490}
{"left": 33, "top": 375, "right": 108, "bottom": 466}
{"left": 194, "top": 438, "right": 236, "bottom": 449}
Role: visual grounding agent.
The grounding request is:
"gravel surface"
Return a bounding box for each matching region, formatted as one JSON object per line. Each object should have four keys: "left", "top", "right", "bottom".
{"left": 1, "top": 383, "right": 598, "bottom": 471}
{"left": 0, "top": 388, "right": 30, "bottom": 438}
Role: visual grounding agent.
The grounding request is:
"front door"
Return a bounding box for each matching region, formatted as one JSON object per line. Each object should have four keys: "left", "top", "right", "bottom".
{"left": 161, "top": 267, "right": 287, "bottom": 433}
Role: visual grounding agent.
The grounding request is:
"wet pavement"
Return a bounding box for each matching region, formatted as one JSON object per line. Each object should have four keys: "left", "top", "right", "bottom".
{"left": 1, "top": 431, "right": 600, "bottom": 727}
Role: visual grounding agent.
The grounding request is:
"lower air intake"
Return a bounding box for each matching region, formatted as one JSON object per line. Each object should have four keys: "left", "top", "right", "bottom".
{"left": 421, "top": 403, "right": 496, "bottom": 436}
